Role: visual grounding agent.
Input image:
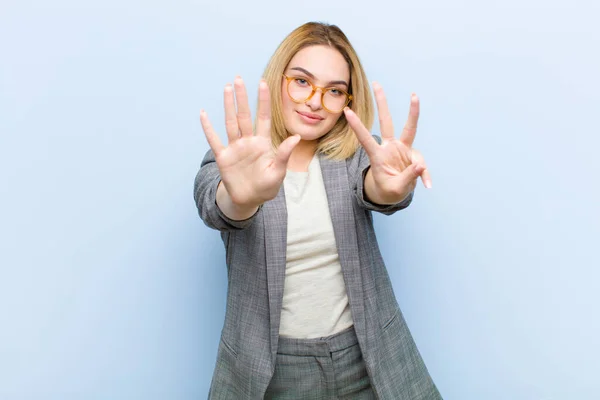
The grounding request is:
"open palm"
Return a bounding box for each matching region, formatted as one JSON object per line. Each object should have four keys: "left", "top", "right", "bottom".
{"left": 200, "top": 78, "right": 300, "bottom": 208}
{"left": 344, "top": 83, "right": 431, "bottom": 204}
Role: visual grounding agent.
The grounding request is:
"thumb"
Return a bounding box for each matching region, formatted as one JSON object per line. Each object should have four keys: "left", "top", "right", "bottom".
{"left": 273, "top": 134, "right": 301, "bottom": 171}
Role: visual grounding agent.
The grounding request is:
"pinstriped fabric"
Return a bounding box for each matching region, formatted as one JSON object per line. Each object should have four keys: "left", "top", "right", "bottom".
{"left": 194, "top": 136, "right": 442, "bottom": 399}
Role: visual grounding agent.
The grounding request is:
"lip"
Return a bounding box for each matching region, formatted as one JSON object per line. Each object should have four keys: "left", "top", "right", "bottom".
{"left": 296, "top": 111, "right": 324, "bottom": 122}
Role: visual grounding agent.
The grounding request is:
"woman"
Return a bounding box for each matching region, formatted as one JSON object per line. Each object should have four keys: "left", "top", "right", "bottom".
{"left": 194, "top": 22, "right": 442, "bottom": 399}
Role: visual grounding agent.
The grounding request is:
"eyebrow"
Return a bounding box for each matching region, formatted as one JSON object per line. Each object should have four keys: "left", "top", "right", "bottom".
{"left": 289, "top": 67, "right": 349, "bottom": 88}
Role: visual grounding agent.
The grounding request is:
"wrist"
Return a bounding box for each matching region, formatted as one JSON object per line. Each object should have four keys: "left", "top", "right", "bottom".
{"left": 216, "top": 181, "right": 261, "bottom": 221}
{"left": 364, "top": 168, "right": 410, "bottom": 205}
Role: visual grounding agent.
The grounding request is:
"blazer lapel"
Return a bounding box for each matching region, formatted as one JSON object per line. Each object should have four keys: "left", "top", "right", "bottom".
{"left": 263, "top": 155, "right": 367, "bottom": 360}
{"left": 263, "top": 185, "right": 287, "bottom": 361}
{"left": 318, "top": 154, "right": 367, "bottom": 344}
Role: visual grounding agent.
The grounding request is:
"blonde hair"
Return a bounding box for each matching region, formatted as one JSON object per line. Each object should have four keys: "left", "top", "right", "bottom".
{"left": 260, "top": 22, "right": 374, "bottom": 160}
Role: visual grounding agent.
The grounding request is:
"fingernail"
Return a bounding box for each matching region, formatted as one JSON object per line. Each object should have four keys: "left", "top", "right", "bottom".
{"left": 343, "top": 106, "right": 350, "bottom": 112}
{"left": 259, "top": 80, "right": 267, "bottom": 89}
{"left": 224, "top": 84, "right": 232, "bottom": 91}
{"left": 425, "top": 180, "right": 432, "bottom": 189}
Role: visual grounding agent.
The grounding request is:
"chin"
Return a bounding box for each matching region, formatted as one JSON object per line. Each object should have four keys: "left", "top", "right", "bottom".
{"left": 289, "top": 125, "right": 330, "bottom": 141}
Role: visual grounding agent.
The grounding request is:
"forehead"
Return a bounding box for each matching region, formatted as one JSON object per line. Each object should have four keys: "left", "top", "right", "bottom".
{"left": 287, "top": 45, "right": 349, "bottom": 82}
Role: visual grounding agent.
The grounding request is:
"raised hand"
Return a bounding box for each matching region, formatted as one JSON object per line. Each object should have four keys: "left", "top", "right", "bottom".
{"left": 344, "top": 83, "right": 431, "bottom": 205}
{"left": 200, "top": 77, "right": 301, "bottom": 210}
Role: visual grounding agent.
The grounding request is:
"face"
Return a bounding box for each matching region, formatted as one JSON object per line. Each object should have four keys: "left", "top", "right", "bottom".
{"left": 281, "top": 45, "right": 350, "bottom": 141}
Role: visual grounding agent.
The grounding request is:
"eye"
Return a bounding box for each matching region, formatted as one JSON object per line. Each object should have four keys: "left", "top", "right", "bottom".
{"left": 294, "top": 78, "right": 310, "bottom": 86}
{"left": 329, "top": 88, "right": 344, "bottom": 97}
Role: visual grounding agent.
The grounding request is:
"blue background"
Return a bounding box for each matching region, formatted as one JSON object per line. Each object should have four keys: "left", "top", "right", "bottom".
{"left": 1, "top": 0, "right": 598, "bottom": 399}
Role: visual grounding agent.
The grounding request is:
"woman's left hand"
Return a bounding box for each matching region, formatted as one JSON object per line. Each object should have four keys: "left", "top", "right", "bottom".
{"left": 344, "top": 83, "right": 432, "bottom": 205}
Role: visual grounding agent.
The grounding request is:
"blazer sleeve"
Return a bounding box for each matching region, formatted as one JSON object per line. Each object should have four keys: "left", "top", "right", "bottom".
{"left": 193, "top": 149, "right": 260, "bottom": 232}
{"left": 353, "top": 135, "right": 414, "bottom": 215}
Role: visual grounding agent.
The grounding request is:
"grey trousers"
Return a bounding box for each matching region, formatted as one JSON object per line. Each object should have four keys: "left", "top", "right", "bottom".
{"left": 264, "top": 326, "right": 376, "bottom": 399}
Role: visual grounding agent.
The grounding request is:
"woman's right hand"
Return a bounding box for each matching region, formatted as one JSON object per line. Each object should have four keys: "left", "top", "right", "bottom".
{"left": 200, "top": 77, "right": 301, "bottom": 211}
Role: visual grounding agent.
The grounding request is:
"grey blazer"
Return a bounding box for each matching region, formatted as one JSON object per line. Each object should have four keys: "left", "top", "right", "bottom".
{"left": 194, "top": 137, "right": 442, "bottom": 399}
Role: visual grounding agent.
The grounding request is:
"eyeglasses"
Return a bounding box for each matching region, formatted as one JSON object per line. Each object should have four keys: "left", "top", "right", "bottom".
{"left": 282, "top": 74, "right": 353, "bottom": 113}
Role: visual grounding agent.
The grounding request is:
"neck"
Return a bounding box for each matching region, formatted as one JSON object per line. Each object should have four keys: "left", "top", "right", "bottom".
{"left": 287, "top": 139, "right": 318, "bottom": 172}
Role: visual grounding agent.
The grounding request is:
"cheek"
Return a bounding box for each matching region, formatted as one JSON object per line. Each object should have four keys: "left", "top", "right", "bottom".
{"left": 280, "top": 92, "right": 297, "bottom": 132}
{"left": 281, "top": 95, "right": 296, "bottom": 120}
{"left": 281, "top": 86, "right": 293, "bottom": 110}
{"left": 324, "top": 113, "right": 343, "bottom": 129}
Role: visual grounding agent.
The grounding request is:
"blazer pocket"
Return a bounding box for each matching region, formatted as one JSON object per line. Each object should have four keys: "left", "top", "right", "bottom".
{"left": 220, "top": 337, "right": 239, "bottom": 359}
{"left": 382, "top": 309, "right": 400, "bottom": 331}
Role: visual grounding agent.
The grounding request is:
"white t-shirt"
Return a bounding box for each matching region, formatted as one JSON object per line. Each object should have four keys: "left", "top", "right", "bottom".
{"left": 279, "top": 155, "right": 354, "bottom": 339}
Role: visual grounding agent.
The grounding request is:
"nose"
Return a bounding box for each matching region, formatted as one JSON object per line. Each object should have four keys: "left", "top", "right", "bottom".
{"left": 305, "top": 88, "right": 324, "bottom": 110}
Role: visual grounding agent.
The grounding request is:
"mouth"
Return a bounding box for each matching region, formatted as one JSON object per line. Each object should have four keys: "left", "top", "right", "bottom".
{"left": 296, "top": 111, "right": 324, "bottom": 121}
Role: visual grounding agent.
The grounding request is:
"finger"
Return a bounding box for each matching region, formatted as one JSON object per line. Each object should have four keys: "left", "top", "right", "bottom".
{"left": 396, "top": 162, "right": 425, "bottom": 191}
{"left": 399, "top": 93, "right": 420, "bottom": 147}
{"left": 273, "top": 134, "right": 302, "bottom": 171}
{"left": 224, "top": 84, "right": 239, "bottom": 142}
{"left": 255, "top": 80, "right": 271, "bottom": 138}
{"left": 421, "top": 168, "right": 432, "bottom": 189}
{"left": 372, "top": 82, "right": 395, "bottom": 142}
{"left": 411, "top": 148, "right": 432, "bottom": 188}
{"left": 343, "top": 107, "right": 379, "bottom": 155}
{"left": 234, "top": 76, "right": 254, "bottom": 137}
{"left": 200, "top": 110, "right": 224, "bottom": 155}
